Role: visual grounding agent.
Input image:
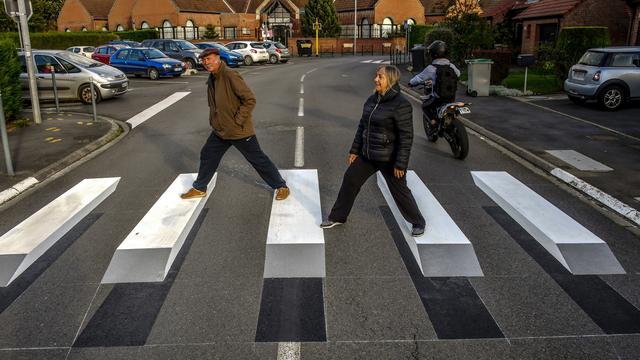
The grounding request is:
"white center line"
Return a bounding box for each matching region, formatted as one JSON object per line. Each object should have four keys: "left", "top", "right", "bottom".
{"left": 306, "top": 68, "right": 317, "bottom": 74}
{"left": 298, "top": 98, "right": 304, "bottom": 117}
{"left": 126, "top": 92, "right": 191, "bottom": 129}
{"left": 300, "top": 74, "right": 306, "bottom": 82}
{"left": 277, "top": 342, "right": 301, "bottom": 360}
{"left": 294, "top": 126, "right": 304, "bottom": 167}
{"left": 300, "top": 82, "right": 304, "bottom": 94}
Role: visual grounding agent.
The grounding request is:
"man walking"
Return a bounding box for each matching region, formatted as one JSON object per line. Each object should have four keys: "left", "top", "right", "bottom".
{"left": 180, "top": 48, "right": 290, "bottom": 200}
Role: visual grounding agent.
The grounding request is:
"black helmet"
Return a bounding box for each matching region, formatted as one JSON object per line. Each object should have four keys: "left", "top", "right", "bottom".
{"left": 428, "top": 40, "right": 447, "bottom": 59}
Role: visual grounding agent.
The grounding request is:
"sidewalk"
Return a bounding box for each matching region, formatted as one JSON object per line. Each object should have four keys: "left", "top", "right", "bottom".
{"left": 399, "top": 68, "right": 640, "bottom": 228}
{"left": 0, "top": 110, "right": 123, "bottom": 204}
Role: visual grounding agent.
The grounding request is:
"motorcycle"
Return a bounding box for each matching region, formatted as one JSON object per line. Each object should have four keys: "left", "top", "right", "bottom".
{"left": 412, "top": 82, "right": 470, "bottom": 160}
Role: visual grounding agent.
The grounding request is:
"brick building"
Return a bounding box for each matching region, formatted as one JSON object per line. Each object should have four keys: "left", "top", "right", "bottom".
{"left": 57, "top": 0, "right": 115, "bottom": 32}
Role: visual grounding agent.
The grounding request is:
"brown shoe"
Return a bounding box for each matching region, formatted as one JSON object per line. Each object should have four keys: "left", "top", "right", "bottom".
{"left": 180, "top": 188, "right": 206, "bottom": 199}
{"left": 275, "top": 187, "right": 290, "bottom": 201}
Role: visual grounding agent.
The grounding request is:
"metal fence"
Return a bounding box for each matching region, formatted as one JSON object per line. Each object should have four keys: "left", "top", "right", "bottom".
{"left": 159, "top": 26, "right": 201, "bottom": 40}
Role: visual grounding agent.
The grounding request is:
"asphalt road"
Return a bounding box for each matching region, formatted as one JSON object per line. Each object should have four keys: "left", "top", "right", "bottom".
{"left": 1, "top": 57, "right": 640, "bottom": 359}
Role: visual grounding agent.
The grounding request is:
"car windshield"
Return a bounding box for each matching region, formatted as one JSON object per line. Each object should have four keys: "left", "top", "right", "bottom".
{"left": 274, "top": 42, "right": 287, "bottom": 49}
{"left": 56, "top": 51, "right": 103, "bottom": 68}
{"left": 212, "top": 43, "right": 228, "bottom": 52}
{"left": 578, "top": 51, "right": 605, "bottom": 66}
{"left": 142, "top": 49, "right": 167, "bottom": 59}
{"left": 176, "top": 40, "right": 197, "bottom": 50}
{"left": 250, "top": 43, "right": 265, "bottom": 49}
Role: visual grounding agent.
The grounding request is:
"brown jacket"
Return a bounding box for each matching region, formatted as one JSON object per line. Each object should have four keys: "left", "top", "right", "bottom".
{"left": 207, "top": 62, "right": 256, "bottom": 139}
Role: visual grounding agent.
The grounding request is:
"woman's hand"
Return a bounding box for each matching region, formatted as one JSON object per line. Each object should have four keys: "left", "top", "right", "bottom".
{"left": 348, "top": 154, "right": 358, "bottom": 165}
{"left": 394, "top": 168, "right": 405, "bottom": 179}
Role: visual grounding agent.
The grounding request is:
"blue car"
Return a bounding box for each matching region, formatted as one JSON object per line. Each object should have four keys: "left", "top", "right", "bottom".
{"left": 110, "top": 48, "right": 183, "bottom": 80}
{"left": 195, "top": 42, "right": 244, "bottom": 67}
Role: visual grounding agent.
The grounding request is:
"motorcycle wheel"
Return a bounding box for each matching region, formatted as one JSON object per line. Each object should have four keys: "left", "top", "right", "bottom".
{"left": 445, "top": 118, "right": 469, "bottom": 160}
{"left": 423, "top": 116, "right": 438, "bottom": 142}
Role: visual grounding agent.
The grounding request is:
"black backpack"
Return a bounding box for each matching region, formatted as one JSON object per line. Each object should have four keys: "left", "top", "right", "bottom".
{"left": 435, "top": 64, "right": 458, "bottom": 102}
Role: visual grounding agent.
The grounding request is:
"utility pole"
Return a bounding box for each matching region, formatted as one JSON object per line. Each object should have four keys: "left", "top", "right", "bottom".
{"left": 354, "top": 0, "right": 357, "bottom": 56}
{"left": 16, "top": 0, "right": 41, "bottom": 124}
{"left": 314, "top": 18, "right": 320, "bottom": 57}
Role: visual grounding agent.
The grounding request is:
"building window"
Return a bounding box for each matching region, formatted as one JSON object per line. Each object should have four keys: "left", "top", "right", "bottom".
{"left": 185, "top": 20, "right": 195, "bottom": 39}
{"left": 101, "top": 26, "right": 108, "bottom": 31}
{"left": 224, "top": 27, "right": 236, "bottom": 39}
{"left": 141, "top": 21, "right": 150, "bottom": 29}
{"left": 65, "top": 28, "right": 71, "bottom": 32}
{"left": 267, "top": 2, "right": 291, "bottom": 25}
{"left": 242, "top": 27, "right": 251, "bottom": 35}
{"left": 81, "top": 27, "right": 87, "bottom": 32}
{"left": 361, "top": 18, "right": 370, "bottom": 39}
{"left": 406, "top": 18, "right": 415, "bottom": 26}
{"left": 382, "top": 17, "right": 393, "bottom": 38}
{"left": 116, "top": 24, "right": 124, "bottom": 32}
{"left": 162, "top": 20, "right": 173, "bottom": 39}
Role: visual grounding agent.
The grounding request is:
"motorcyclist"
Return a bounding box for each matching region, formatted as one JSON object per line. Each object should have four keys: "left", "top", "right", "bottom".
{"left": 408, "top": 40, "right": 460, "bottom": 127}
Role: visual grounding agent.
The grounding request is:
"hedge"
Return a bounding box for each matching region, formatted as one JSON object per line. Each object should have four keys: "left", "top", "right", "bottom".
{"left": 470, "top": 49, "right": 512, "bottom": 84}
{"left": 409, "top": 25, "right": 433, "bottom": 49}
{"left": 0, "top": 39, "right": 22, "bottom": 121}
{"left": 114, "top": 29, "right": 158, "bottom": 42}
{"left": 552, "top": 26, "right": 610, "bottom": 80}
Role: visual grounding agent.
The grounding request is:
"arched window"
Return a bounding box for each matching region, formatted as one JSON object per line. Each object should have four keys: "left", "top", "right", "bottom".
{"left": 361, "top": 18, "right": 370, "bottom": 39}
{"left": 81, "top": 26, "right": 87, "bottom": 32}
{"left": 116, "top": 24, "right": 124, "bottom": 32}
{"left": 406, "top": 18, "right": 416, "bottom": 26}
{"left": 382, "top": 17, "right": 393, "bottom": 38}
{"left": 101, "top": 26, "right": 108, "bottom": 32}
{"left": 65, "top": 28, "right": 71, "bottom": 32}
{"left": 162, "top": 20, "right": 173, "bottom": 39}
{"left": 140, "top": 21, "right": 150, "bottom": 29}
{"left": 185, "top": 19, "right": 195, "bottom": 40}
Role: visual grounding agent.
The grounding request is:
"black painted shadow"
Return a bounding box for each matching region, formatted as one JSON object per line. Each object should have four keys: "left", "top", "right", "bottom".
{"left": 255, "top": 277, "right": 327, "bottom": 342}
{"left": 73, "top": 209, "right": 209, "bottom": 347}
{"left": 0, "top": 213, "right": 103, "bottom": 314}
{"left": 485, "top": 205, "right": 640, "bottom": 334}
{"left": 380, "top": 206, "right": 504, "bottom": 339}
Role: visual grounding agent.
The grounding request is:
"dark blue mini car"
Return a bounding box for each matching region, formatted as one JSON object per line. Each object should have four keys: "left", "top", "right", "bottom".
{"left": 110, "top": 48, "right": 184, "bottom": 80}
{"left": 194, "top": 42, "right": 244, "bottom": 67}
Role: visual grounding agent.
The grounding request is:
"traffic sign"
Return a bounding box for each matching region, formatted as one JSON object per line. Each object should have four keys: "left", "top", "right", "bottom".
{"left": 3, "top": 0, "right": 32, "bottom": 22}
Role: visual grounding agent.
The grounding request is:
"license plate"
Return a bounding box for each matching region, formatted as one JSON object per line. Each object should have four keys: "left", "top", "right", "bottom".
{"left": 573, "top": 71, "right": 585, "bottom": 80}
{"left": 459, "top": 107, "right": 471, "bottom": 114}
{"left": 175, "top": 67, "right": 182, "bottom": 71}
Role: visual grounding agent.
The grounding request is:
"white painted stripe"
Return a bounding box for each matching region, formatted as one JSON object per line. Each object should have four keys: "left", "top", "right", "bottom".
{"left": 550, "top": 168, "right": 640, "bottom": 227}
{"left": 472, "top": 171, "right": 625, "bottom": 275}
{"left": 361, "top": 60, "right": 373, "bottom": 63}
{"left": 0, "top": 177, "right": 39, "bottom": 204}
{"left": 0, "top": 188, "right": 20, "bottom": 204}
{"left": 300, "top": 74, "right": 306, "bottom": 83}
{"left": 129, "top": 80, "right": 189, "bottom": 85}
{"left": 377, "top": 171, "right": 483, "bottom": 277}
{"left": 298, "top": 98, "right": 304, "bottom": 117}
{"left": 277, "top": 342, "right": 300, "bottom": 360}
{"left": 300, "top": 83, "right": 304, "bottom": 94}
{"left": 306, "top": 68, "right": 317, "bottom": 74}
{"left": 382, "top": 60, "right": 391, "bottom": 64}
{"left": 372, "top": 60, "right": 383, "bottom": 64}
{"left": 0, "top": 178, "right": 120, "bottom": 286}
{"left": 545, "top": 150, "right": 613, "bottom": 172}
{"left": 264, "top": 169, "right": 325, "bottom": 278}
{"left": 294, "top": 127, "right": 304, "bottom": 168}
{"left": 126, "top": 92, "right": 190, "bottom": 129}
{"left": 101, "top": 173, "right": 216, "bottom": 283}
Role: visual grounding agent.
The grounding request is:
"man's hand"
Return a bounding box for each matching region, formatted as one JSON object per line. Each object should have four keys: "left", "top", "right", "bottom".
{"left": 348, "top": 154, "right": 358, "bottom": 165}
{"left": 394, "top": 168, "right": 405, "bottom": 178}
{"left": 425, "top": 80, "right": 433, "bottom": 86}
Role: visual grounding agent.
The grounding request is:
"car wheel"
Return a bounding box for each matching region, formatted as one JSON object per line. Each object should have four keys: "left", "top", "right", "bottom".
{"left": 78, "top": 83, "right": 101, "bottom": 105}
{"left": 186, "top": 58, "right": 196, "bottom": 70}
{"left": 568, "top": 95, "right": 586, "bottom": 105}
{"left": 148, "top": 67, "right": 160, "bottom": 80}
{"left": 244, "top": 56, "right": 253, "bottom": 66}
{"left": 598, "top": 85, "right": 624, "bottom": 111}
{"left": 269, "top": 54, "right": 278, "bottom": 64}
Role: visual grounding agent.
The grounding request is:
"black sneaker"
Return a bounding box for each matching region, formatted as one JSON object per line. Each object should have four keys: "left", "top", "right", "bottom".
{"left": 320, "top": 220, "right": 343, "bottom": 229}
{"left": 411, "top": 225, "right": 425, "bottom": 237}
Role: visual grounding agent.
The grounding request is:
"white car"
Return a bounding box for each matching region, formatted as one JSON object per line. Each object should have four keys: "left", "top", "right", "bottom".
{"left": 66, "top": 46, "right": 95, "bottom": 58}
{"left": 225, "top": 41, "right": 269, "bottom": 66}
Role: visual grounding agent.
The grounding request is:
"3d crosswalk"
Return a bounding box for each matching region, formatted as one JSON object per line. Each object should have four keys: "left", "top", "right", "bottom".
{"left": 0, "top": 169, "right": 627, "bottom": 288}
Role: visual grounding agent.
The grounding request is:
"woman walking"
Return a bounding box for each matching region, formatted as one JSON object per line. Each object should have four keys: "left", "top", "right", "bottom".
{"left": 321, "top": 65, "right": 426, "bottom": 237}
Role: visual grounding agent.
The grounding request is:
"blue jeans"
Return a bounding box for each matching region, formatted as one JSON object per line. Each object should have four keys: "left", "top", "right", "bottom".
{"left": 192, "top": 132, "right": 287, "bottom": 192}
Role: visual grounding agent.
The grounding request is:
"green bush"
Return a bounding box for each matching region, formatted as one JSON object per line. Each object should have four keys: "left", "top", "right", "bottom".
{"left": 445, "top": 13, "right": 494, "bottom": 66}
{"left": 204, "top": 24, "right": 219, "bottom": 40}
{"left": 115, "top": 29, "right": 158, "bottom": 42}
{"left": 551, "top": 26, "right": 610, "bottom": 80}
{"left": 0, "top": 39, "right": 23, "bottom": 121}
{"left": 409, "top": 25, "right": 432, "bottom": 49}
{"left": 425, "top": 26, "right": 454, "bottom": 49}
{"left": 470, "top": 49, "right": 512, "bottom": 84}
{"left": 0, "top": 31, "right": 119, "bottom": 49}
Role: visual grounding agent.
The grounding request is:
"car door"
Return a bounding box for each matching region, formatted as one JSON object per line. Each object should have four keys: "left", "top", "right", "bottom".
{"left": 630, "top": 52, "right": 640, "bottom": 98}
{"left": 111, "top": 49, "right": 130, "bottom": 73}
{"left": 18, "top": 55, "right": 30, "bottom": 99}
{"left": 34, "top": 54, "right": 67, "bottom": 100}
{"left": 608, "top": 52, "right": 640, "bottom": 98}
{"left": 54, "top": 56, "right": 85, "bottom": 100}
{"left": 106, "top": 46, "right": 118, "bottom": 64}
{"left": 164, "top": 41, "right": 182, "bottom": 61}
{"left": 127, "top": 50, "right": 146, "bottom": 75}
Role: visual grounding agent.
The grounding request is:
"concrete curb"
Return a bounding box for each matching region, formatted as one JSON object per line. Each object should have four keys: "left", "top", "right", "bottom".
{"left": 0, "top": 113, "right": 129, "bottom": 207}
{"left": 400, "top": 84, "right": 640, "bottom": 231}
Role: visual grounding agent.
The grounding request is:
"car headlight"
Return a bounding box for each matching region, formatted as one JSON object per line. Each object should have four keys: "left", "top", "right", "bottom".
{"left": 95, "top": 73, "right": 116, "bottom": 82}
{"left": 162, "top": 64, "right": 171, "bottom": 69}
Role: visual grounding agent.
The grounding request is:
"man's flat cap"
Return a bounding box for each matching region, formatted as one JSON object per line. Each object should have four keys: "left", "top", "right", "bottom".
{"left": 198, "top": 47, "right": 220, "bottom": 59}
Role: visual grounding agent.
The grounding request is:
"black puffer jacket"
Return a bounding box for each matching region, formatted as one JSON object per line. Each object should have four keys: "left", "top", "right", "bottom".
{"left": 350, "top": 83, "right": 413, "bottom": 170}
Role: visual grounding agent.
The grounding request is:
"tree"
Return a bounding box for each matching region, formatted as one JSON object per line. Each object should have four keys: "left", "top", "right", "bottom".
{"left": 302, "top": 0, "right": 341, "bottom": 37}
{"left": 445, "top": 13, "right": 494, "bottom": 65}
{"left": 446, "top": 0, "right": 483, "bottom": 19}
{"left": 203, "top": 24, "right": 219, "bottom": 39}
{"left": 0, "top": 0, "right": 64, "bottom": 32}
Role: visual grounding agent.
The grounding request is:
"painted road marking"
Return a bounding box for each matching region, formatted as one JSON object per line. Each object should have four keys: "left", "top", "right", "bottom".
{"left": 300, "top": 83, "right": 304, "bottom": 94}
{"left": 126, "top": 92, "right": 191, "bottom": 129}
{"left": 372, "top": 60, "right": 383, "bottom": 64}
{"left": 472, "top": 171, "right": 625, "bottom": 275}
{"left": 263, "top": 169, "right": 325, "bottom": 278}
{"left": 101, "top": 173, "right": 216, "bottom": 283}
{"left": 0, "top": 178, "right": 120, "bottom": 286}
{"left": 300, "top": 74, "right": 306, "bottom": 83}
{"left": 298, "top": 98, "right": 304, "bottom": 117}
{"left": 377, "top": 171, "right": 483, "bottom": 277}
{"left": 294, "top": 127, "right": 304, "bottom": 168}
{"left": 360, "top": 60, "right": 373, "bottom": 63}
{"left": 545, "top": 150, "right": 613, "bottom": 172}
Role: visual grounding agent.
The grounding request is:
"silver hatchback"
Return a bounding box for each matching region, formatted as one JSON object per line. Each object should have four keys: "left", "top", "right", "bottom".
{"left": 261, "top": 40, "right": 291, "bottom": 64}
{"left": 564, "top": 47, "right": 640, "bottom": 110}
{"left": 19, "top": 50, "right": 129, "bottom": 104}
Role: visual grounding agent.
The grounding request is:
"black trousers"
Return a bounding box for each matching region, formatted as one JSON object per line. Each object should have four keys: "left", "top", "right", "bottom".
{"left": 192, "top": 132, "right": 286, "bottom": 192}
{"left": 328, "top": 156, "right": 426, "bottom": 226}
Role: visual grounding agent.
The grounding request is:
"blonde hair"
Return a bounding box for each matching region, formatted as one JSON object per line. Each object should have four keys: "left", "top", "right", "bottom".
{"left": 376, "top": 65, "right": 401, "bottom": 93}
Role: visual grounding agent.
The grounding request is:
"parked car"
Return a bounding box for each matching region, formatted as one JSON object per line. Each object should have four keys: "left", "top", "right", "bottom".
{"left": 66, "top": 46, "right": 95, "bottom": 58}
{"left": 261, "top": 40, "right": 290, "bottom": 64}
{"left": 140, "top": 39, "right": 202, "bottom": 70}
{"left": 225, "top": 41, "right": 269, "bottom": 66}
{"left": 564, "top": 46, "right": 640, "bottom": 110}
{"left": 109, "top": 48, "right": 184, "bottom": 80}
{"left": 194, "top": 42, "right": 244, "bottom": 67}
{"left": 92, "top": 44, "right": 126, "bottom": 64}
{"left": 108, "top": 40, "right": 142, "bottom": 47}
{"left": 18, "top": 50, "right": 128, "bottom": 104}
